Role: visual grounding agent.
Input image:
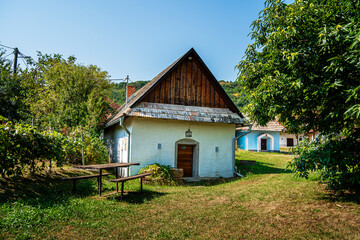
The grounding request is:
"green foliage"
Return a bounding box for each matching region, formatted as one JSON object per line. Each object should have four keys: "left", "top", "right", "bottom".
{"left": 110, "top": 81, "right": 148, "bottom": 105}
{"left": 0, "top": 116, "right": 109, "bottom": 177}
{"left": 289, "top": 136, "right": 360, "bottom": 193}
{"left": 219, "top": 80, "right": 248, "bottom": 110}
{"left": 237, "top": 0, "right": 360, "bottom": 135}
{"left": 138, "top": 163, "right": 173, "bottom": 182}
{"left": 0, "top": 50, "right": 28, "bottom": 121}
{"left": 21, "top": 53, "right": 113, "bottom": 133}
{"left": 237, "top": 0, "right": 360, "bottom": 192}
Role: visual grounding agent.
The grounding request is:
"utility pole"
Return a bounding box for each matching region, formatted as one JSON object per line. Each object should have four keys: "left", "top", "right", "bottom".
{"left": 13, "top": 48, "right": 19, "bottom": 75}
{"left": 125, "top": 75, "right": 129, "bottom": 107}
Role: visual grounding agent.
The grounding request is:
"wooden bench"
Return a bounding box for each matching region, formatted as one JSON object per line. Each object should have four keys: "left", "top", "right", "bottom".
{"left": 62, "top": 173, "right": 112, "bottom": 192}
{"left": 108, "top": 173, "right": 152, "bottom": 197}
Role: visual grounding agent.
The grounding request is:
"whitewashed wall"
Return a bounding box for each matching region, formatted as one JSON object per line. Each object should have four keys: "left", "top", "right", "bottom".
{"left": 279, "top": 132, "right": 305, "bottom": 147}
{"left": 104, "top": 119, "right": 133, "bottom": 176}
{"left": 107, "top": 117, "right": 236, "bottom": 178}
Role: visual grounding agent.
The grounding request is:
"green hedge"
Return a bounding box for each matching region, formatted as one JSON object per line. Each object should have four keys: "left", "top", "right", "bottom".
{"left": 0, "top": 116, "right": 109, "bottom": 177}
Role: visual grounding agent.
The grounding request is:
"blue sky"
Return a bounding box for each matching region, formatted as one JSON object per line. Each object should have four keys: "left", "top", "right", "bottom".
{"left": 1, "top": 0, "right": 267, "bottom": 82}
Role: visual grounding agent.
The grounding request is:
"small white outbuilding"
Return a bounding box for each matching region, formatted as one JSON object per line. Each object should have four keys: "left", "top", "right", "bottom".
{"left": 104, "top": 48, "right": 246, "bottom": 179}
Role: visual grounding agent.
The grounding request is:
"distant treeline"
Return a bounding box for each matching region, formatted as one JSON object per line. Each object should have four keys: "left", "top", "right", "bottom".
{"left": 110, "top": 80, "right": 247, "bottom": 110}
{"left": 110, "top": 81, "right": 149, "bottom": 106}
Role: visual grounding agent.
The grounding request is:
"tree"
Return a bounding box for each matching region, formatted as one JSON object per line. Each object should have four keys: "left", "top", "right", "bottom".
{"left": 237, "top": 0, "right": 360, "bottom": 192}
{"left": 0, "top": 50, "right": 28, "bottom": 120}
{"left": 23, "top": 53, "right": 113, "bottom": 133}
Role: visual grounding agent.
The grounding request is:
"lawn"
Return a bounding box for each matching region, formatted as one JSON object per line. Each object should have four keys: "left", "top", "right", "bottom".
{"left": 0, "top": 150, "right": 359, "bottom": 240}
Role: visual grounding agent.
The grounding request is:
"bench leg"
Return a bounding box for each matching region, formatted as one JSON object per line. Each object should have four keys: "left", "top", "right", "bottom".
{"left": 140, "top": 177, "right": 143, "bottom": 193}
{"left": 121, "top": 182, "right": 124, "bottom": 197}
{"left": 99, "top": 169, "right": 102, "bottom": 196}
{"left": 73, "top": 180, "right": 76, "bottom": 192}
{"left": 116, "top": 182, "right": 119, "bottom": 192}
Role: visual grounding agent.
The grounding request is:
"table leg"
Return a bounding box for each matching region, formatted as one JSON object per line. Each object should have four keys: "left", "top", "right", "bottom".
{"left": 99, "top": 169, "right": 102, "bottom": 196}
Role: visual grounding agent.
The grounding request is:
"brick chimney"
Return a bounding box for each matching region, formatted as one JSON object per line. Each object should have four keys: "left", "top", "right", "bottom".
{"left": 127, "top": 86, "right": 135, "bottom": 98}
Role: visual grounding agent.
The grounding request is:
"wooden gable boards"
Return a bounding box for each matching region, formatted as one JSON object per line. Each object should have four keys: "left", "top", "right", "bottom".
{"left": 106, "top": 48, "right": 243, "bottom": 127}
{"left": 139, "top": 48, "right": 241, "bottom": 115}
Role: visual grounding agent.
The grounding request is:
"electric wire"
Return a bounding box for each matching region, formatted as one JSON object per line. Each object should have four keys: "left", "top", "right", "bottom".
{"left": 0, "top": 43, "right": 14, "bottom": 50}
{"left": 21, "top": 57, "right": 29, "bottom": 69}
{"left": 4, "top": 52, "right": 14, "bottom": 58}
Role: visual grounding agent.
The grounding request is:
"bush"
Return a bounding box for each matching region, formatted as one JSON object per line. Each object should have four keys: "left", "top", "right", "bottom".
{"left": 138, "top": 163, "right": 174, "bottom": 184}
{"left": 288, "top": 135, "right": 360, "bottom": 194}
{"left": 0, "top": 116, "right": 109, "bottom": 177}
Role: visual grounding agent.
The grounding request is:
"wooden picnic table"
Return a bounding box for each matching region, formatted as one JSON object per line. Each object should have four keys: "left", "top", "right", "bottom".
{"left": 73, "top": 162, "right": 140, "bottom": 196}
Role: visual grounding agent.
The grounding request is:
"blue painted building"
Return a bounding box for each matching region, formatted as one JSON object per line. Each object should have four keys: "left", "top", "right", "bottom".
{"left": 236, "top": 121, "right": 284, "bottom": 152}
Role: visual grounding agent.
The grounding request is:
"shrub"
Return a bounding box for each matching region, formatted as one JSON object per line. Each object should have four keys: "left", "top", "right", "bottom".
{"left": 288, "top": 135, "right": 360, "bottom": 194}
{"left": 138, "top": 163, "right": 174, "bottom": 184}
{"left": 0, "top": 116, "right": 109, "bottom": 177}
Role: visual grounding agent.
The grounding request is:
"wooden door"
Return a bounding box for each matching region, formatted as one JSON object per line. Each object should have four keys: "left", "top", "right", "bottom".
{"left": 177, "top": 145, "right": 193, "bottom": 177}
{"left": 261, "top": 139, "right": 267, "bottom": 151}
{"left": 287, "top": 138, "right": 294, "bottom": 147}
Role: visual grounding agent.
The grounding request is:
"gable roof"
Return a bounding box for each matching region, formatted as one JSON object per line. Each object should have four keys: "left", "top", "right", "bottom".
{"left": 237, "top": 120, "right": 285, "bottom": 132}
{"left": 106, "top": 48, "right": 245, "bottom": 127}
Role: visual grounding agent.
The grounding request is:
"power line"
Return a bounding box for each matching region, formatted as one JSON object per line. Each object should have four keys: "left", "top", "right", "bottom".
{"left": 20, "top": 57, "right": 28, "bottom": 69}
{"left": 0, "top": 43, "right": 15, "bottom": 50}
{"left": 109, "top": 78, "right": 125, "bottom": 81}
{"left": 4, "top": 52, "right": 13, "bottom": 58}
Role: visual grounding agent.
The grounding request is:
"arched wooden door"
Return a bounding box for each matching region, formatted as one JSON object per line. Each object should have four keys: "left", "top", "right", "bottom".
{"left": 177, "top": 144, "right": 194, "bottom": 177}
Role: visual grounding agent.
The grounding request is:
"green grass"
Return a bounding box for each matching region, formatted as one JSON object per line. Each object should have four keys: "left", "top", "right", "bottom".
{"left": 279, "top": 147, "right": 292, "bottom": 153}
{"left": 1, "top": 151, "right": 359, "bottom": 240}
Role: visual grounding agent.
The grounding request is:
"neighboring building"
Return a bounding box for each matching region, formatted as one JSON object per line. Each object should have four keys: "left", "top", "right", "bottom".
{"left": 305, "top": 130, "right": 321, "bottom": 142}
{"left": 104, "top": 48, "right": 246, "bottom": 178}
{"left": 279, "top": 132, "right": 306, "bottom": 148}
{"left": 236, "top": 120, "right": 284, "bottom": 152}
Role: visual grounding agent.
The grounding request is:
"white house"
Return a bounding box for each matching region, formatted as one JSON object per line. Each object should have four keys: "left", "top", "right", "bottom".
{"left": 104, "top": 48, "right": 246, "bottom": 179}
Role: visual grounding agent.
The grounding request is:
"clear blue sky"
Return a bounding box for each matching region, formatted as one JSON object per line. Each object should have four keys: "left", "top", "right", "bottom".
{"left": 1, "top": 0, "right": 267, "bottom": 82}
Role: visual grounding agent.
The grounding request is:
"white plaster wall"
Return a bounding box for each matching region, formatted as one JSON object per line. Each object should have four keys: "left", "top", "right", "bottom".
{"left": 129, "top": 117, "right": 235, "bottom": 178}
{"left": 104, "top": 118, "right": 133, "bottom": 176}
{"left": 279, "top": 132, "right": 305, "bottom": 147}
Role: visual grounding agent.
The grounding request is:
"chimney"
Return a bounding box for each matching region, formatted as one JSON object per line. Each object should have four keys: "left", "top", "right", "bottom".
{"left": 127, "top": 86, "right": 135, "bottom": 98}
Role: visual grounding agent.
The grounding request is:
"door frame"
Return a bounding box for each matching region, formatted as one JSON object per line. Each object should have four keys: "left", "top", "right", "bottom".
{"left": 257, "top": 133, "right": 275, "bottom": 152}
{"left": 175, "top": 138, "right": 199, "bottom": 178}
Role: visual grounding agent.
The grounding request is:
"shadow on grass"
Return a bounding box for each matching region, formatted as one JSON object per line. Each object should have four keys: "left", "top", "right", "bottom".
{"left": 184, "top": 177, "right": 242, "bottom": 187}
{"left": 316, "top": 191, "right": 360, "bottom": 204}
{"left": 236, "top": 160, "right": 292, "bottom": 175}
{"left": 111, "top": 191, "right": 167, "bottom": 204}
{"left": 0, "top": 168, "right": 166, "bottom": 207}
{"left": 0, "top": 175, "right": 94, "bottom": 208}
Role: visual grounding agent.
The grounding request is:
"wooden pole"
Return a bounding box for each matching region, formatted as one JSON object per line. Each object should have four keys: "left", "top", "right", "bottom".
{"left": 13, "top": 48, "right": 19, "bottom": 75}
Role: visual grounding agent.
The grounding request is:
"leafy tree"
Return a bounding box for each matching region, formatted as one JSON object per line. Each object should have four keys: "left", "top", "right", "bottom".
{"left": 0, "top": 50, "right": 28, "bottom": 120}
{"left": 23, "top": 53, "right": 113, "bottom": 133}
{"left": 237, "top": 0, "right": 360, "bottom": 192}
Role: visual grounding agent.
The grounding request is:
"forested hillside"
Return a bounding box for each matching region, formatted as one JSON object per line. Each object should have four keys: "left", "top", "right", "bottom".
{"left": 218, "top": 80, "right": 248, "bottom": 110}
{"left": 110, "top": 80, "right": 247, "bottom": 110}
{"left": 110, "top": 81, "right": 148, "bottom": 106}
